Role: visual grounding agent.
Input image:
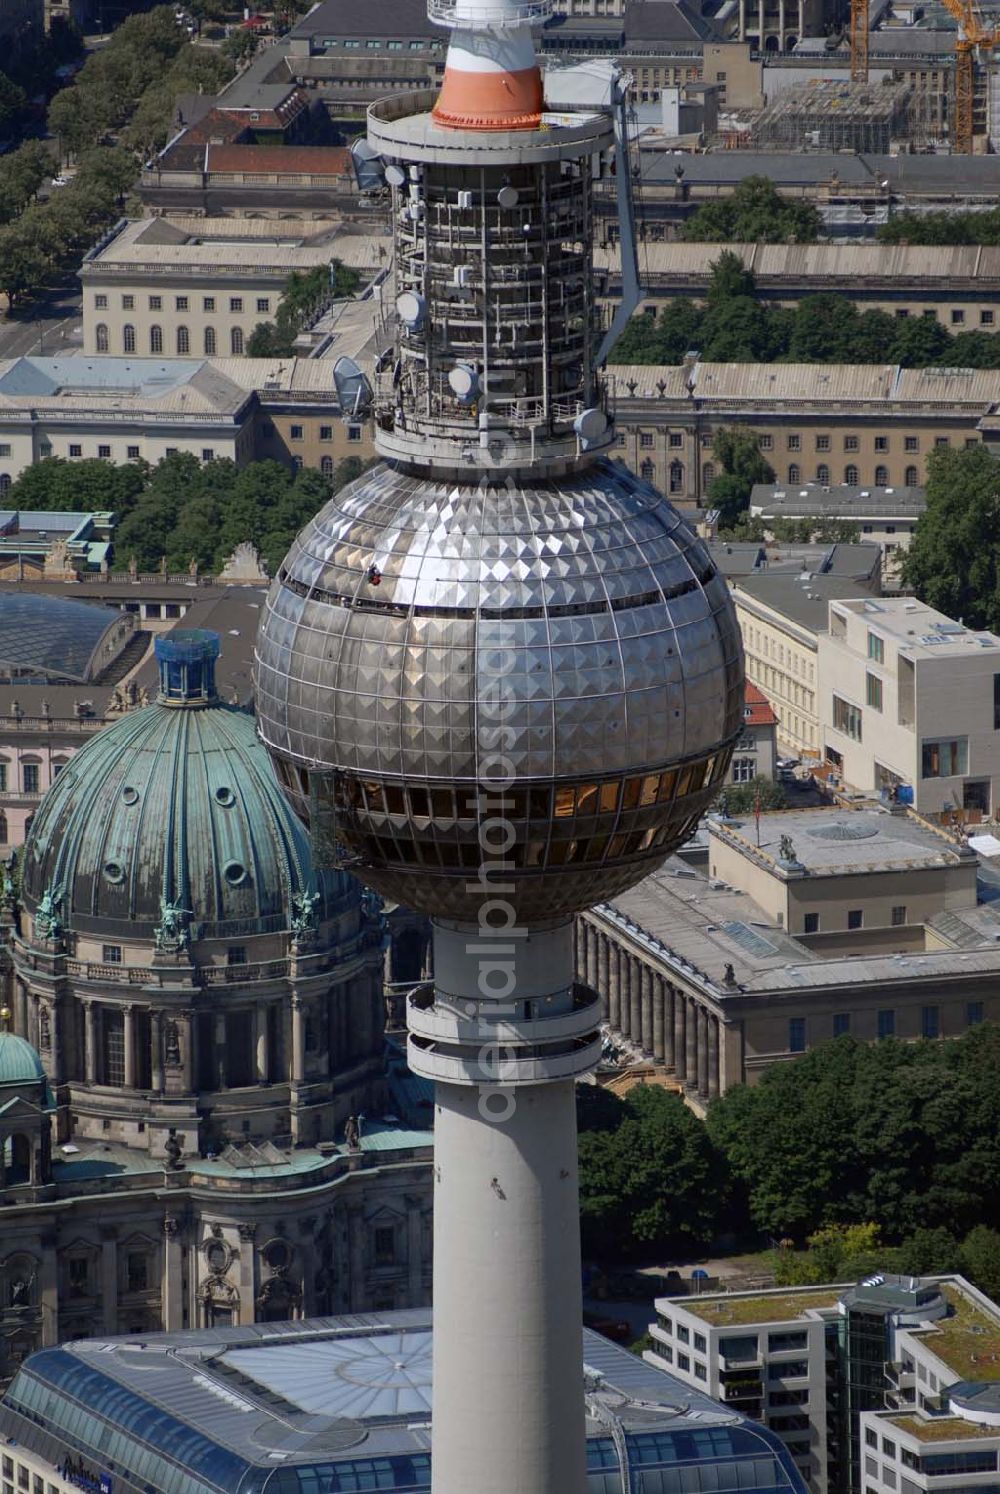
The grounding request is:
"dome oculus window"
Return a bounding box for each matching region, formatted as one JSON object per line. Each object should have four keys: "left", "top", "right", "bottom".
{"left": 214, "top": 786, "right": 236, "bottom": 807}
{"left": 104, "top": 861, "right": 125, "bottom": 883}
{"left": 223, "top": 861, "right": 248, "bottom": 886}
{"left": 121, "top": 786, "right": 139, "bottom": 805}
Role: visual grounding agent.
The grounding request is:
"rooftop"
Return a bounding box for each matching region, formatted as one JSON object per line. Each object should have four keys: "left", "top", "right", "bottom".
{"left": 82, "top": 217, "right": 362, "bottom": 276}
{"left": 0, "top": 590, "right": 135, "bottom": 684}
{"left": 911, "top": 1285, "right": 1000, "bottom": 1382}
{"left": 830, "top": 596, "right": 1000, "bottom": 661}
{"left": 710, "top": 807, "right": 972, "bottom": 877}
{"left": 888, "top": 1415, "right": 1000, "bottom": 1443}
{"left": 667, "top": 1289, "right": 841, "bottom": 1326}
{"left": 750, "top": 482, "right": 925, "bottom": 520}
{"left": 732, "top": 574, "right": 879, "bottom": 636}
{"left": 745, "top": 681, "right": 777, "bottom": 727}
{"left": 597, "top": 241, "right": 1000, "bottom": 285}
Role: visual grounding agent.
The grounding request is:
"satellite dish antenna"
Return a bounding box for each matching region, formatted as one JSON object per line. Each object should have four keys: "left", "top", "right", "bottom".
{"left": 448, "top": 364, "right": 479, "bottom": 404}
{"left": 385, "top": 162, "right": 407, "bottom": 187}
{"left": 396, "top": 291, "right": 426, "bottom": 329}
{"left": 350, "top": 138, "right": 385, "bottom": 193}
{"left": 574, "top": 407, "right": 608, "bottom": 446}
{"left": 497, "top": 185, "right": 519, "bottom": 209}
{"left": 333, "top": 356, "right": 374, "bottom": 417}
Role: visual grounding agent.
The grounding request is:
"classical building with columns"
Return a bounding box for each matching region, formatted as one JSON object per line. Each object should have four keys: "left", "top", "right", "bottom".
{"left": 0, "top": 630, "right": 432, "bottom": 1383}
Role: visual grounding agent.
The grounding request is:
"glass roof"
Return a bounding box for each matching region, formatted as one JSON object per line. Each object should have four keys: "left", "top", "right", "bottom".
{"left": 0, "top": 591, "right": 123, "bottom": 683}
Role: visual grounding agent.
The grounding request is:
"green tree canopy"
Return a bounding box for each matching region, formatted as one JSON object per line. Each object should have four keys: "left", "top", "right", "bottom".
{"left": 679, "top": 176, "right": 821, "bottom": 245}
{"left": 902, "top": 444, "right": 1000, "bottom": 632}
{"left": 707, "top": 427, "right": 774, "bottom": 527}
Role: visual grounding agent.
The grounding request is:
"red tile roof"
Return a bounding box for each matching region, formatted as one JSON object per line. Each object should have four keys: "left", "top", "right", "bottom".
{"left": 744, "top": 681, "right": 778, "bottom": 727}
{"left": 206, "top": 144, "right": 351, "bottom": 177}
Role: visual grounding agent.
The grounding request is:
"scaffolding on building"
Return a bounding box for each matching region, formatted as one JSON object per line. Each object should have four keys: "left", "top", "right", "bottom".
{"left": 749, "top": 79, "right": 914, "bottom": 152}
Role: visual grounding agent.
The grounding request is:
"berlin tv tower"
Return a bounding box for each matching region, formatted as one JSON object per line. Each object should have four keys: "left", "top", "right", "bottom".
{"left": 254, "top": 2, "right": 744, "bottom": 1488}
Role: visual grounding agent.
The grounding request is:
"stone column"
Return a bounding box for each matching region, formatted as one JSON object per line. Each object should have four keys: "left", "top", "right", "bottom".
{"left": 407, "top": 1194, "right": 424, "bottom": 1308}
{"left": 180, "top": 1008, "right": 195, "bottom": 1093}
{"left": 162, "top": 1215, "right": 184, "bottom": 1331}
{"left": 641, "top": 965, "right": 654, "bottom": 1054}
{"left": 100, "top": 1230, "right": 117, "bottom": 1334}
{"left": 708, "top": 1015, "right": 721, "bottom": 1099}
{"left": 214, "top": 1011, "right": 227, "bottom": 1089}
{"left": 738, "top": 0, "right": 747, "bottom": 37}
{"left": 14, "top": 979, "right": 27, "bottom": 1038}
{"left": 778, "top": 0, "right": 786, "bottom": 47}
{"left": 123, "top": 1003, "right": 136, "bottom": 1090}
{"left": 630, "top": 959, "right": 642, "bottom": 1045}
{"left": 255, "top": 1002, "right": 269, "bottom": 1083}
{"left": 589, "top": 923, "right": 600, "bottom": 989}
{"left": 83, "top": 1000, "right": 97, "bottom": 1086}
{"left": 674, "top": 995, "right": 687, "bottom": 1084}
{"left": 237, "top": 1223, "right": 258, "bottom": 1324}
{"left": 598, "top": 933, "right": 611, "bottom": 1023}
{"left": 291, "top": 997, "right": 306, "bottom": 1084}
{"left": 652, "top": 975, "right": 665, "bottom": 1061}
{"left": 49, "top": 998, "right": 63, "bottom": 1084}
{"left": 685, "top": 998, "right": 698, "bottom": 1090}
{"left": 697, "top": 1007, "right": 710, "bottom": 1099}
{"left": 151, "top": 1009, "right": 164, "bottom": 1093}
{"left": 608, "top": 939, "right": 622, "bottom": 1030}
{"left": 39, "top": 1230, "right": 58, "bottom": 1346}
{"left": 347, "top": 1202, "right": 366, "bottom": 1312}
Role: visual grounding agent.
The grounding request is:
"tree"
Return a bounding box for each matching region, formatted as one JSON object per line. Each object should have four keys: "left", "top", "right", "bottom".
{"left": 0, "top": 73, "right": 27, "bottom": 137}
{"left": 785, "top": 293, "right": 862, "bottom": 364}
{"left": 223, "top": 28, "right": 260, "bottom": 64}
{"left": 7, "top": 457, "right": 146, "bottom": 515}
{"left": 679, "top": 176, "right": 821, "bottom": 245}
{"left": 890, "top": 315, "right": 952, "bottom": 368}
{"left": 716, "top": 775, "right": 786, "bottom": 815}
{"left": 707, "top": 427, "right": 774, "bottom": 527}
{"left": 700, "top": 297, "right": 776, "bottom": 363}
{"left": 902, "top": 444, "right": 1000, "bottom": 633}
{"left": 706, "top": 250, "right": 756, "bottom": 303}
{"left": 960, "top": 1226, "right": 1000, "bottom": 1300}
{"left": 609, "top": 300, "right": 703, "bottom": 365}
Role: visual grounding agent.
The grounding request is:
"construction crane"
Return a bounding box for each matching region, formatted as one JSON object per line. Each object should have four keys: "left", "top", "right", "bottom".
{"left": 935, "top": 0, "right": 1000, "bottom": 152}
{"left": 849, "top": 0, "right": 869, "bottom": 81}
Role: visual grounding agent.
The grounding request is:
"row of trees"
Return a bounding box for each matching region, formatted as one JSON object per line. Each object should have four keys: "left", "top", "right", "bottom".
{"left": 48, "top": 7, "right": 232, "bottom": 163}
{"left": 247, "top": 263, "right": 362, "bottom": 357}
{"left": 611, "top": 252, "right": 1000, "bottom": 369}
{"left": 677, "top": 177, "right": 821, "bottom": 244}
{"left": 3, "top": 451, "right": 365, "bottom": 575}
{"left": 577, "top": 1025, "right": 1000, "bottom": 1305}
{"left": 878, "top": 206, "right": 1000, "bottom": 246}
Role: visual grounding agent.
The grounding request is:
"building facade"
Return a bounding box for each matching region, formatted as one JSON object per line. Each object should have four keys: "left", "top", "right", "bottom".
{"left": 818, "top": 597, "right": 1000, "bottom": 816}
{"left": 732, "top": 682, "right": 779, "bottom": 785}
{"left": 748, "top": 484, "right": 924, "bottom": 590}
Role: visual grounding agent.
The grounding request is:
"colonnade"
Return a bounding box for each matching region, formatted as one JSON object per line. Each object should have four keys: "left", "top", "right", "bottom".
{"left": 575, "top": 917, "right": 723, "bottom": 1102}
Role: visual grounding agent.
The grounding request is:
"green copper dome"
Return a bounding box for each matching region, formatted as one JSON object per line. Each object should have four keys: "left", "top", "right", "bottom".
{"left": 0, "top": 1030, "right": 46, "bottom": 1088}
{"left": 21, "top": 633, "right": 351, "bottom": 938}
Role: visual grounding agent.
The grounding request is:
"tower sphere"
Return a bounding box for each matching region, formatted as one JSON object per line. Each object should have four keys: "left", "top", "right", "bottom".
{"left": 254, "top": 459, "right": 743, "bottom": 923}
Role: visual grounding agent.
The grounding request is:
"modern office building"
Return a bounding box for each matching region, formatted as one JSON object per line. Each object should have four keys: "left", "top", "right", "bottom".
{"left": 0, "top": 1313, "right": 810, "bottom": 1494}
{"left": 644, "top": 1274, "right": 1000, "bottom": 1494}
{"left": 818, "top": 597, "right": 1000, "bottom": 816}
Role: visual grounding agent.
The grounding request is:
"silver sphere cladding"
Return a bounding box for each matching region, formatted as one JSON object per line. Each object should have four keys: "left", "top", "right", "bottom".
{"left": 254, "top": 458, "right": 743, "bottom": 921}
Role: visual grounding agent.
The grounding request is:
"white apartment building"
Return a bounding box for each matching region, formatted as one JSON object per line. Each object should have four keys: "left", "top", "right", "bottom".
{"left": 646, "top": 1275, "right": 1000, "bottom": 1494}
{"left": 818, "top": 597, "right": 1000, "bottom": 816}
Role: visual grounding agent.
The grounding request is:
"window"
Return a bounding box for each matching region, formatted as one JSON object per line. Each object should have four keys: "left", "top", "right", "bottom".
{"left": 319, "top": 425, "right": 333, "bottom": 441}
{"left": 816, "top": 464, "right": 829, "bottom": 484}
{"left": 348, "top": 424, "right": 363, "bottom": 442}
{"left": 905, "top": 435, "right": 918, "bottom": 452}
{"left": 787, "top": 433, "right": 801, "bottom": 450}
{"left": 935, "top": 436, "right": 949, "bottom": 447}
{"left": 844, "top": 434, "right": 859, "bottom": 451}
{"left": 788, "top": 464, "right": 800, "bottom": 482}
{"left": 150, "top": 325, "right": 163, "bottom": 354}
{"left": 290, "top": 424, "right": 303, "bottom": 440}
{"left": 102, "top": 945, "right": 122, "bottom": 964}
{"left": 176, "top": 326, "right": 190, "bottom": 355}
{"left": 227, "top": 946, "right": 247, "bottom": 966}
{"left": 640, "top": 432, "right": 654, "bottom": 448}
{"left": 0, "top": 762, "right": 6, "bottom": 791}
{"left": 832, "top": 695, "right": 862, "bottom": 741}
{"left": 789, "top": 1017, "right": 805, "bottom": 1052}
{"left": 874, "top": 436, "right": 888, "bottom": 452}
{"left": 230, "top": 296, "right": 243, "bottom": 313}
{"left": 905, "top": 465, "right": 919, "bottom": 485}
{"left": 126, "top": 1252, "right": 147, "bottom": 1293}
{"left": 677, "top": 1352, "right": 690, "bottom": 1372}
{"left": 847, "top": 909, "right": 863, "bottom": 930}
{"left": 669, "top": 431, "right": 683, "bottom": 448}
{"left": 921, "top": 737, "right": 967, "bottom": 778}
{"left": 204, "top": 327, "right": 216, "bottom": 356}
{"left": 95, "top": 322, "right": 109, "bottom": 352}
{"left": 204, "top": 296, "right": 216, "bottom": 312}
{"left": 149, "top": 295, "right": 162, "bottom": 310}
{"left": 951, "top": 309, "right": 965, "bottom": 324}
{"left": 123, "top": 324, "right": 136, "bottom": 353}
{"left": 866, "top": 673, "right": 883, "bottom": 711}
{"left": 878, "top": 1009, "right": 895, "bottom": 1039}
{"left": 867, "top": 631, "right": 884, "bottom": 663}
{"left": 677, "top": 1324, "right": 690, "bottom": 1344}
{"left": 175, "top": 295, "right": 189, "bottom": 312}
{"left": 833, "top": 1012, "right": 850, "bottom": 1037}
{"left": 768, "top": 1359, "right": 808, "bottom": 1379}
{"left": 693, "top": 1332, "right": 706, "bottom": 1352}
{"left": 231, "top": 327, "right": 244, "bottom": 354}
{"left": 844, "top": 464, "right": 859, "bottom": 485}
{"left": 21, "top": 762, "right": 38, "bottom": 794}
{"left": 968, "top": 1001, "right": 984, "bottom": 1026}
{"left": 98, "top": 444, "right": 111, "bottom": 460}
{"left": 0, "top": 810, "right": 6, "bottom": 844}
{"left": 256, "top": 297, "right": 270, "bottom": 314}
{"left": 374, "top": 1226, "right": 395, "bottom": 1264}
{"left": 127, "top": 445, "right": 140, "bottom": 460}
{"left": 669, "top": 461, "right": 684, "bottom": 494}
{"left": 640, "top": 460, "right": 655, "bottom": 480}
{"left": 732, "top": 756, "right": 755, "bottom": 783}
{"left": 803, "top": 912, "right": 819, "bottom": 934}
{"left": 321, "top": 455, "right": 334, "bottom": 476}
{"left": 201, "top": 448, "right": 214, "bottom": 462}
{"left": 866, "top": 1430, "right": 879, "bottom": 1450}
{"left": 874, "top": 465, "right": 889, "bottom": 485}
{"left": 891, "top": 905, "right": 906, "bottom": 926}
{"left": 94, "top": 293, "right": 107, "bottom": 309}
{"left": 759, "top": 434, "right": 773, "bottom": 450}
{"left": 69, "top": 444, "right": 82, "bottom": 458}
{"left": 694, "top": 1361, "right": 707, "bottom": 1381}
{"left": 922, "top": 1005, "right": 940, "bottom": 1039}
{"left": 68, "top": 1257, "right": 89, "bottom": 1297}
{"left": 816, "top": 435, "right": 830, "bottom": 450}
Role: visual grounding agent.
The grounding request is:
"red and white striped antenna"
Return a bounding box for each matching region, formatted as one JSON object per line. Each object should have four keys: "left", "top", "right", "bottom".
{"left": 429, "top": 0, "right": 552, "bottom": 131}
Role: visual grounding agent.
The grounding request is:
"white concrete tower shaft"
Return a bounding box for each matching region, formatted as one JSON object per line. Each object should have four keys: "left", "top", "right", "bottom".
{"left": 408, "top": 919, "right": 601, "bottom": 1494}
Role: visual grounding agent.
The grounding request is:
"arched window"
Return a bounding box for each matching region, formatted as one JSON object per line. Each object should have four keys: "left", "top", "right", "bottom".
{"left": 702, "top": 462, "right": 715, "bottom": 487}
{"left": 320, "top": 455, "right": 334, "bottom": 477}
{"left": 640, "top": 459, "right": 655, "bottom": 481}
{"left": 95, "top": 323, "right": 109, "bottom": 353}
{"left": 874, "top": 465, "right": 889, "bottom": 486}
{"left": 176, "top": 325, "right": 190, "bottom": 355}
{"left": 732, "top": 757, "right": 755, "bottom": 783}
{"left": 905, "top": 465, "right": 919, "bottom": 486}
{"left": 787, "top": 463, "right": 800, "bottom": 483}
{"left": 669, "top": 460, "right": 685, "bottom": 494}
{"left": 816, "top": 464, "right": 830, "bottom": 484}
{"left": 764, "top": 33, "right": 779, "bottom": 49}
{"left": 122, "top": 324, "right": 136, "bottom": 354}
{"left": 231, "top": 327, "right": 244, "bottom": 355}
{"left": 204, "top": 326, "right": 216, "bottom": 356}
{"left": 150, "top": 325, "right": 163, "bottom": 354}
{"left": 0, "top": 810, "right": 7, "bottom": 845}
{"left": 844, "top": 464, "right": 859, "bottom": 485}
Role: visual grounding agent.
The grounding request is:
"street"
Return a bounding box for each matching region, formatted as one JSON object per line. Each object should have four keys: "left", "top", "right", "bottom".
{"left": 0, "top": 284, "right": 83, "bottom": 360}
